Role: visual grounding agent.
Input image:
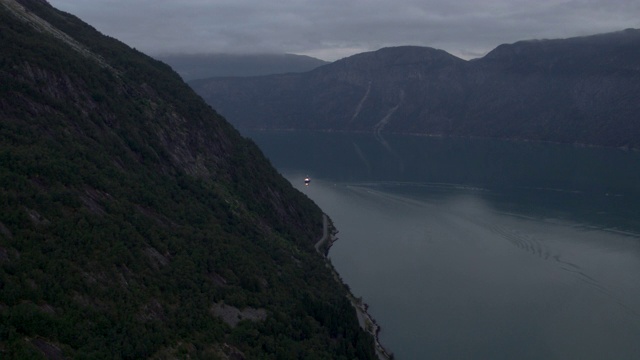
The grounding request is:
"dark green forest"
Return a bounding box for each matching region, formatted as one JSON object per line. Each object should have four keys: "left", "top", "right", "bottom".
{"left": 0, "top": 0, "right": 376, "bottom": 358}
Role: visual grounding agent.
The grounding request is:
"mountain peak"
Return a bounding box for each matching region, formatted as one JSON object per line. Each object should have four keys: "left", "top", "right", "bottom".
{"left": 482, "top": 28, "right": 640, "bottom": 61}
{"left": 329, "top": 45, "right": 464, "bottom": 71}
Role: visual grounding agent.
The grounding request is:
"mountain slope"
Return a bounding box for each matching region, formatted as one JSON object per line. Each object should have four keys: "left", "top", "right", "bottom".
{"left": 191, "top": 30, "right": 640, "bottom": 149}
{"left": 191, "top": 46, "right": 467, "bottom": 132}
{"left": 0, "top": 0, "right": 376, "bottom": 358}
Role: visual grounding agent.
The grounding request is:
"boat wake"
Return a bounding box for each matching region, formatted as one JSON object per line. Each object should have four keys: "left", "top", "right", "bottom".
{"left": 344, "top": 182, "right": 640, "bottom": 318}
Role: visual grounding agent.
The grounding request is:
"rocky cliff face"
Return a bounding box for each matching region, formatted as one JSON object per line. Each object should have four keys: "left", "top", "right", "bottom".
{"left": 0, "top": 0, "right": 377, "bottom": 358}
{"left": 191, "top": 29, "right": 640, "bottom": 149}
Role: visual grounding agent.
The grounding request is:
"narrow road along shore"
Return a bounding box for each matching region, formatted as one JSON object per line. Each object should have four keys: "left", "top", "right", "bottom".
{"left": 314, "top": 214, "right": 329, "bottom": 254}
{"left": 316, "top": 214, "right": 393, "bottom": 360}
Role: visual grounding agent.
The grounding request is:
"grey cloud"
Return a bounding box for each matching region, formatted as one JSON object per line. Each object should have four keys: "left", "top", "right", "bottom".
{"left": 49, "top": 0, "right": 640, "bottom": 60}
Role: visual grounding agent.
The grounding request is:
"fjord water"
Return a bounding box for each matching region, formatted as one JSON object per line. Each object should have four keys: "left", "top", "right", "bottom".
{"left": 247, "top": 131, "right": 640, "bottom": 359}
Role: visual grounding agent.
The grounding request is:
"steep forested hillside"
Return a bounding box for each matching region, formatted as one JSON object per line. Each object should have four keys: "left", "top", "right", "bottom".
{"left": 191, "top": 30, "right": 640, "bottom": 149}
{"left": 0, "top": 0, "right": 376, "bottom": 358}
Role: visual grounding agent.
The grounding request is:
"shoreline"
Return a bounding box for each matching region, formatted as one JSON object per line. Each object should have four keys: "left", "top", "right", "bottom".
{"left": 315, "top": 214, "right": 393, "bottom": 360}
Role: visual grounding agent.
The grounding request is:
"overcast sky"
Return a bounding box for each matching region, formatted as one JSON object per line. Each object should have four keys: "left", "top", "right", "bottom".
{"left": 48, "top": 0, "right": 639, "bottom": 61}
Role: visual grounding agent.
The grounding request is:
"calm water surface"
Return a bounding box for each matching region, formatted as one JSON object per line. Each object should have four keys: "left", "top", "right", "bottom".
{"left": 248, "top": 131, "right": 640, "bottom": 360}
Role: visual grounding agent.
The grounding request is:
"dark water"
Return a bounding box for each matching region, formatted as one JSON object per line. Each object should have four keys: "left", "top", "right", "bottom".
{"left": 248, "top": 131, "right": 640, "bottom": 360}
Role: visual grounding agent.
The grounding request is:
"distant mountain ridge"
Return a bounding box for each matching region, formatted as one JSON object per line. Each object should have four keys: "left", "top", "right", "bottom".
{"left": 156, "top": 53, "right": 329, "bottom": 80}
{"left": 191, "top": 29, "right": 640, "bottom": 149}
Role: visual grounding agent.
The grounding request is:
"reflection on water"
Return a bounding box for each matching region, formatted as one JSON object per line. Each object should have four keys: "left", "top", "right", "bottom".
{"left": 248, "top": 130, "right": 640, "bottom": 234}
{"left": 247, "top": 131, "right": 640, "bottom": 359}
